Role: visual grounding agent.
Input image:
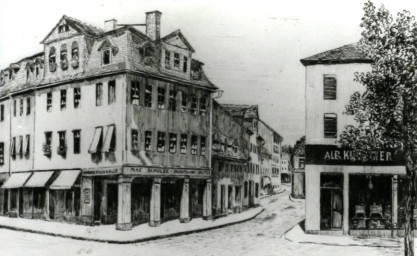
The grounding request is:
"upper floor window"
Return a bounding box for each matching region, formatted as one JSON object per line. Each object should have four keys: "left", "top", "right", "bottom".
{"left": 96, "top": 83, "right": 103, "bottom": 106}
{"left": 169, "top": 89, "right": 177, "bottom": 111}
{"left": 157, "top": 87, "right": 166, "bottom": 110}
{"left": 0, "top": 142, "right": 4, "bottom": 165}
{"left": 60, "top": 44, "right": 68, "bottom": 70}
{"left": 47, "top": 93, "right": 52, "bottom": 112}
{"left": 145, "top": 131, "right": 152, "bottom": 151}
{"left": 58, "top": 24, "right": 70, "bottom": 33}
{"left": 58, "top": 131, "right": 67, "bottom": 155}
{"left": 191, "top": 135, "right": 198, "bottom": 155}
{"left": 17, "top": 135, "right": 23, "bottom": 157}
{"left": 200, "top": 96, "right": 207, "bottom": 116}
{"left": 183, "top": 56, "right": 188, "bottom": 72}
{"left": 74, "top": 87, "right": 81, "bottom": 108}
{"left": 145, "top": 84, "right": 152, "bottom": 108}
{"left": 60, "top": 89, "right": 66, "bottom": 110}
{"left": 131, "top": 129, "right": 139, "bottom": 150}
{"left": 169, "top": 133, "right": 177, "bottom": 153}
{"left": 35, "top": 66, "right": 40, "bottom": 77}
{"left": 102, "top": 48, "right": 111, "bottom": 65}
{"left": 11, "top": 137, "right": 16, "bottom": 158}
{"left": 323, "top": 75, "right": 337, "bottom": 100}
{"left": 73, "top": 130, "right": 81, "bottom": 154}
{"left": 190, "top": 95, "right": 198, "bottom": 115}
{"left": 19, "top": 99, "right": 23, "bottom": 116}
{"left": 13, "top": 100, "right": 16, "bottom": 116}
{"left": 181, "top": 92, "right": 188, "bottom": 112}
{"left": 108, "top": 80, "right": 116, "bottom": 104}
{"left": 157, "top": 132, "right": 165, "bottom": 152}
{"left": 165, "top": 50, "right": 171, "bottom": 69}
{"left": 324, "top": 113, "right": 337, "bottom": 138}
{"left": 71, "top": 41, "right": 79, "bottom": 68}
{"left": 180, "top": 134, "right": 187, "bottom": 154}
{"left": 174, "top": 53, "right": 180, "bottom": 69}
{"left": 131, "top": 81, "right": 140, "bottom": 105}
{"left": 0, "top": 104, "right": 4, "bottom": 121}
{"left": 49, "top": 47, "right": 57, "bottom": 72}
{"left": 200, "top": 136, "right": 206, "bottom": 156}
{"left": 26, "top": 97, "right": 30, "bottom": 115}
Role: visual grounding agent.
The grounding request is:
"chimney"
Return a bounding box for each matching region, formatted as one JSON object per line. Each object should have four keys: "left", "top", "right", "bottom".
{"left": 104, "top": 19, "right": 117, "bottom": 32}
{"left": 146, "top": 10, "right": 162, "bottom": 41}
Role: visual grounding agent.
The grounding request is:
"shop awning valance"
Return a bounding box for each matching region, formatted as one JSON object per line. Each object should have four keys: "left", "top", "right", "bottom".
{"left": 88, "top": 127, "right": 103, "bottom": 153}
{"left": 262, "top": 176, "right": 271, "bottom": 187}
{"left": 2, "top": 172, "right": 32, "bottom": 189}
{"left": 24, "top": 171, "right": 54, "bottom": 188}
{"left": 49, "top": 170, "right": 80, "bottom": 190}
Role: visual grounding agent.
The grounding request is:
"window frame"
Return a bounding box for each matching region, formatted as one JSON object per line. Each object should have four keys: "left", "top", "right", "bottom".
{"left": 165, "top": 50, "right": 171, "bottom": 69}
{"left": 60, "top": 89, "right": 66, "bottom": 110}
{"left": 102, "top": 48, "right": 112, "bottom": 65}
{"left": 169, "top": 89, "right": 177, "bottom": 111}
{"left": 131, "top": 81, "right": 140, "bottom": 105}
{"left": 174, "top": 53, "right": 180, "bottom": 69}
{"left": 180, "top": 134, "right": 188, "bottom": 154}
{"left": 200, "top": 136, "right": 206, "bottom": 156}
{"left": 26, "top": 97, "right": 31, "bottom": 115}
{"left": 145, "top": 131, "right": 152, "bottom": 151}
{"left": 96, "top": 83, "right": 103, "bottom": 106}
{"left": 19, "top": 98, "right": 23, "bottom": 116}
{"left": 190, "top": 94, "right": 198, "bottom": 115}
{"left": 191, "top": 135, "right": 198, "bottom": 155}
{"left": 47, "top": 92, "right": 52, "bottom": 112}
{"left": 157, "top": 87, "right": 166, "bottom": 110}
{"left": 145, "top": 84, "right": 153, "bottom": 108}
{"left": 0, "top": 104, "right": 4, "bottom": 121}
{"left": 181, "top": 92, "right": 188, "bottom": 112}
{"left": 183, "top": 56, "right": 188, "bottom": 72}
{"left": 73, "top": 130, "right": 81, "bottom": 154}
{"left": 169, "top": 133, "right": 177, "bottom": 154}
{"left": 157, "top": 132, "right": 166, "bottom": 153}
{"left": 74, "top": 87, "right": 81, "bottom": 108}
{"left": 131, "top": 129, "right": 139, "bottom": 150}
{"left": 0, "top": 142, "right": 4, "bottom": 165}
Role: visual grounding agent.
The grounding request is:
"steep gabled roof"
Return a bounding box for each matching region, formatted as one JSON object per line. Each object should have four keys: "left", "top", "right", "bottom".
{"left": 40, "top": 15, "right": 104, "bottom": 44}
{"left": 221, "top": 104, "right": 259, "bottom": 120}
{"left": 300, "top": 43, "right": 372, "bottom": 66}
{"left": 258, "top": 119, "right": 283, "bottom": 142}
{"left": 162, "top": 29, "right": 195, "bottom": 53}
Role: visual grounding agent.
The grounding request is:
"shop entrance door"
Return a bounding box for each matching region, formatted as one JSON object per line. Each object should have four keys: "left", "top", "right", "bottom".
{"left": 18, "top": 189, "right": 23, "bottom": 217}
{"left": 93, "top": 179, "right": 102, "bottom": 222}
{"left": 106, "top": 183, "right": 118, "bottom": 224}
{"left": 248, "top": 182, "right": 253, "bottom": 206}
{"left": 161, "top": 180, "right": 182, "bottom": 222}
{"left": 228, "top": 185, "right": 233, "bottom": 210}
{"left": 320, "top": 174, "right": 343, "bottom": 230}
{"left": 2, "top": 189, "right": 8, "bottom": 215}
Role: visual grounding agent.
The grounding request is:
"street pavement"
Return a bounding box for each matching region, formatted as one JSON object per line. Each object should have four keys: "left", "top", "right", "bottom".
{"left": 0, "top": 186, "right": 404, "bottom": 256}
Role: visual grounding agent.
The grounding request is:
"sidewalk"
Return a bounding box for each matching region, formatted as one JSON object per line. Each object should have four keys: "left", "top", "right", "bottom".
{"left": 0, "top": 207, "right": 264, "bottom": 244}
{"left": 284, "top": 222, "right": 401, "bottom": 248}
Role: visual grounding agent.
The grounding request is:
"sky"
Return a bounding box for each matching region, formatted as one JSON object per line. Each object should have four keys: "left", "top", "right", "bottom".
{"left": 1, "top": 0, "right": 417, "bottom": 145}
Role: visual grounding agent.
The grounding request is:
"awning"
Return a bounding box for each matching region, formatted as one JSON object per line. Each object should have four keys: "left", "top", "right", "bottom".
{"left": 103, "top": 125, "right": 115, "bottom": 152}
{"left": 50, "top": 170, "right": 80, "bottom": 190}
{"left": 262, "top": 176, "right": 271, "bottom": 187}
{"left": 24, "top": 171, "right": 54, "bottom": 188}
{"left": 2, "top": 172, "right": 32, "bottom": 189}
{"left": 88, "top": 127, "right": 103, "bottom": 153}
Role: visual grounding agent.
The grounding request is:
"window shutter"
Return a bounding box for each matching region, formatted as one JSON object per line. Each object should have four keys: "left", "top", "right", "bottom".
{"left": 323, "top": 75, "right": 336, "bottom": 100}
{"left": 324, "top": 113, "right": 337, "bottom": 138}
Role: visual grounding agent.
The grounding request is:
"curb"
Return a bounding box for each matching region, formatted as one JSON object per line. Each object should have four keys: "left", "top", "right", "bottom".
{"left": 282, "top": 222, "right": 400, "bottom": 248}
{"left": 0, "top": 208, "right": 265, "bottom": 244}
{"left": 289, "top": 194, "right": 304, "bottom": 203}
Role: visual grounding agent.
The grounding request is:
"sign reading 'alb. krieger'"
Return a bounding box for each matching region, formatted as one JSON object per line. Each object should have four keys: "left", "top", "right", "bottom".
{"left": 306, "top": 145, "right": 404, "bottom": 166}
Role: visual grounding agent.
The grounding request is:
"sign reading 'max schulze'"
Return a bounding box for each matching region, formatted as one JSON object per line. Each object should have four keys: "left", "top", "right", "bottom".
{"left": 123, "top": 167, "right": 211, "bottom": 178}
{"left": 306, "top": 145, "right": 404, "bottom": 166}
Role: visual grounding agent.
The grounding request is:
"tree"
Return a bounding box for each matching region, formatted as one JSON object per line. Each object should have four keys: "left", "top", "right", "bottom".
{"left": 338, "top": 2, "right": 417, "bottom": 255}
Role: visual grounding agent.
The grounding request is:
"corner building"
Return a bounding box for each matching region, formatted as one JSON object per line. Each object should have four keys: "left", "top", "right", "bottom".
{"left": 0, "top": 11, "right": 216, "bottom": 230}
{"left": 301, "top": 44, "right": 408, "bottom": 237}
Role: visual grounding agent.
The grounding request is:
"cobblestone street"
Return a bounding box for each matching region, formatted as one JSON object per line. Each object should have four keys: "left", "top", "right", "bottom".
{"left": 0, "top": 186, "right": 404, "bottom": 256}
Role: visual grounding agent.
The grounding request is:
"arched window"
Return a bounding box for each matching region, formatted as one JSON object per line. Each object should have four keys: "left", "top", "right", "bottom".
{"left": 71, "top": 41, "right": 79, "bottom": 60}
{"left": 60, "top": 44, "right": 68, "bottom": 61}
{"left": 49, "top": 47, "right": 56, "bottom": 64}
{"left": 60, "top": 44, "right": 68, "bottom": 70}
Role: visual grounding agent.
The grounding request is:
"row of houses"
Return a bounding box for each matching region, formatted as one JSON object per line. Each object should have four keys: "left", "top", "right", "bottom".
{"left": 0, "top": 11, "right": 282, "bottom": 230}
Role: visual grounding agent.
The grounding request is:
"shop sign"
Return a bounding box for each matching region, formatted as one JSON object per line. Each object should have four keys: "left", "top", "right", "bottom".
{"left": 123, "top": 167, "right": 211, "bottom": 177}
{"left": 306, "top": 145, "right": 404, "bottom": 166}
{"left": 83, "top": 167, "right": 122, "bottom": 176}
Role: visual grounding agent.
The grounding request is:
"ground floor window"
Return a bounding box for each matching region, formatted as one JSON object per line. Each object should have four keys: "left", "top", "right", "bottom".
{"left": 398, "top": 176, "right": 417, "bottom": 229}
{"left": 50, "top": 188, "right": 81, "bottom": 221}
{"left": 320, "top": 173, "right": 343, "bottom": 230}
{"left": 189, "top": 179, "right": 204, "bottom": 218}
{"left": 131, "top": 179, "right": 151, "bottom": 226}
{"left": 350, "top": 174, "right": 392, "bottom": 230}
{"left": 161, "top": 179, "right": 182, "bottom": 222}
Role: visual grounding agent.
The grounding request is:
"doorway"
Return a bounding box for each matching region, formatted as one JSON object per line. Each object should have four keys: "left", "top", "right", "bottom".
{"left": 220, "top": 185, "right": 226, "bottom": 213}
{"left": 320, "top": 173, "right": 343, "bottom": 230}
{"left": 228, "top": 185, "right": 233, "bottom": 210}
{"left": 93, "top": 179, "right": 102, "bottom": 223}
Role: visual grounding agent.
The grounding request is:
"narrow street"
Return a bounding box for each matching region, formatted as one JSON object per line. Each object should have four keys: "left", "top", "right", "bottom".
{"left": 0, "top": 186, "right": 402, "bottom": 256}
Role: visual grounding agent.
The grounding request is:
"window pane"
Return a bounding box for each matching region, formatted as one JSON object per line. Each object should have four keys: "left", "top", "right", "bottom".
{"left": 47, "top": 93, "right": 52, "bottom": 112}
{"left": 145, "top": 84, "right": 152, "bottom": 107}
{"left": 180, "top": 134, "right": 187, "bottom": 154}
{"left": 131, "top": 129, "right": 139, "bottom": 150}
{"left": 200, "top": 136, "right": 206, "bottom": 156}
{"left": 74, "top": 88, "right": 81, "bottom": 108}
{"left": 157, "top": 132, "right": 165, "bottom": 152}
{"left": 145, "top": 131, "right": 152, "bottom": 151}
{"left": 174, "top": 53, "right": 180, "bottom": 68}
{"left": 103, "top": 49, "right": 111, "bottom": 65}
{"left": 26, "top": 97, "right": 31, "bottom": 115}
{"left": 108, "top": 80, "right": 116, "bottom": 104}
{"left": 73, "top": 130, "right": 81, "bottom": 154}
{"left": 96, "top": 83, "right": 103, "bottom": 106}
{"left": 169, "top": 133, "right": 177, "bottom": 153}
{"left": 131, "top": 81, "right": 140, "bottom": 105}
{"left": 157, "top": 87, "right": 166, "bottom": 109}
{"left": 190, "top": 95, "right": 198, "bottom": 115}
{"left": 181, "top": 92, "right": 188, "bottom": 112}
{"left": 169, "top": 89, "right": 177, "bottom": 111}
{"left": 191, "top": 135, "right": 197, "bottom": 155}
{"left": 60, "top": 89, "right": 66, "bottom": 110}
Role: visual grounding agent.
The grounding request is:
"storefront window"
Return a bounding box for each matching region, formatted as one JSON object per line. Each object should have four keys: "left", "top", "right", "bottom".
{"left": 349, "top": 174, "right": 392, "bottom": 230}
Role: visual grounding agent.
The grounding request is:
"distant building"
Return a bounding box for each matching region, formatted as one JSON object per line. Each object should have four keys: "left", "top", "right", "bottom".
{"left": 301, "top": 44, "right": 406, "bottom": 237}
{"left": 280, "top": 153, "right": 291, "bottom": 183}
{"left": 292, "top": 154, "right": 305, "bottom": 199}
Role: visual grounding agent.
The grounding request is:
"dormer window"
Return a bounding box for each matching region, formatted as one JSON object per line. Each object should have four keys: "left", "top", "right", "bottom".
{"left": 60, "top": 44, "right": 68, "bottom": 70}
{"left": 71, "top": 41, "right": 79, "bottom": 69}
{"left": 49, "top": 47, "right": 57, "bottom": 72}
{"left": 102, "top": 48, "right": 111, "bottom": 65}
{"left": 58, "top": 24, "right": 70, "bottom": 33}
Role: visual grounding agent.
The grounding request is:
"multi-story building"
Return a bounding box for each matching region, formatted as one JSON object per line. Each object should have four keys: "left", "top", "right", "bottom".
{"left": 0, "top": 11, "right": 217, "bottom": 230}
{"left": 301, "top": 44, "right": 406, "bottom": 237}
{"left": 280, "top": 153, "right": 291, "bottom": 183}
{"left": 292, "top": 154, "right": 305, "bottom": 199}
{"left": 211, "top": 101, "right": 251, "bottom": 215}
